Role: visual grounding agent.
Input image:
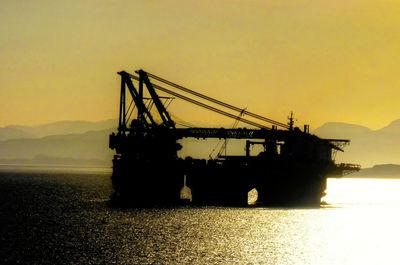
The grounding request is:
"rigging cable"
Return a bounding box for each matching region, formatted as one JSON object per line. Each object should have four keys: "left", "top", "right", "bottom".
{"left": 145, "top": 71, "right": 289, "bottom": 129}
{"left": 216, "top": 108, "right": 246, "bottom": 158}
{"left": 129, "top": 74, "right": 270, "bottom": 129}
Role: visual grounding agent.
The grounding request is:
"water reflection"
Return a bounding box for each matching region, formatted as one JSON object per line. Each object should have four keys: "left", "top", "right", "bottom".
{"left": 325, "top": 178, "right": 400, "bottom": 205}
{"left": 2, "top": 172, "right": 400, "bottom": 264}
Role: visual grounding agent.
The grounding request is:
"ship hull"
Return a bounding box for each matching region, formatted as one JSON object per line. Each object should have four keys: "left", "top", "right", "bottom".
{"left": 111, "top": 155, "right": 331, "bottom": 207}
{"left": 110, "top": 156, "right": 184, "bottom": 207}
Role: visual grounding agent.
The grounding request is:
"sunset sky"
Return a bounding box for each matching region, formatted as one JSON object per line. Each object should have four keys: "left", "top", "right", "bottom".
{"left": 1, "top": 0, "right": 400, "bottom": 130}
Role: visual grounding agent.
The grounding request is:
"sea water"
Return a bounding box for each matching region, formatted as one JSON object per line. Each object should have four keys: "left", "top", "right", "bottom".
{"left": 1, "top": 168, "right": 400, "bottom": 265}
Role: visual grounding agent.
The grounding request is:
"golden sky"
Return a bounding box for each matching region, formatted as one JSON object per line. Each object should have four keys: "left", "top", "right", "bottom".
{"left": 1, "top": 0, "right": 400, "bottom": 129}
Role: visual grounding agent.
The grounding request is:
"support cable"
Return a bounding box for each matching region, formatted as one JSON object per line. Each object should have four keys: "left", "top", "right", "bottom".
{"left": 145, "top": 71, "right": 289, "bottom": 129}
{"left": 129, "top": 74, "right": 269, "bottom": 129}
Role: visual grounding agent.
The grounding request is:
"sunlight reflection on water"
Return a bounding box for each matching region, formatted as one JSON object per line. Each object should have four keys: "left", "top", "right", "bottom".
{"left": 325, "top": 178, "right": 400, "bottom": 205}
{"left": 2, "top": 173, "right": 400, "bottom": 264}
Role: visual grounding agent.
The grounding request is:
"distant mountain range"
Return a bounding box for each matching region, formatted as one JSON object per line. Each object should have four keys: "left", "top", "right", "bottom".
{"left": 312, "top": 119, "right": 400, "bottom": 168}
{"left": 0, "top": 120, "right": 117, "bottom": 167}
{"left": 0, "top": 119, "right": 117, "bottom": 140}
{"left": 352, "top": 164, "right": 400, "bottom": 178}
{"left": 1, "top": 118, "right": 400, "bottom": 169}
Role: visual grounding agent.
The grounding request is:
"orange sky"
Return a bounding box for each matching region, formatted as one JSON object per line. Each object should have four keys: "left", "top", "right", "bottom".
{"left": 1, "top": 0, "right": 400, "bottom": 130}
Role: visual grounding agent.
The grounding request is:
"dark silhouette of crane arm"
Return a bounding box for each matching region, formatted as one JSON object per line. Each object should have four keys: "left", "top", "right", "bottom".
{"left": 136, "top": 69, "right": 175, "bottom": 129}
{"left": 118, "top": 71, "right": 156, "bottom": 130}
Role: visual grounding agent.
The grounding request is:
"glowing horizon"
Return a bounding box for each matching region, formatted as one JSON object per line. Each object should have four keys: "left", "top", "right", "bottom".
{"left": 2, "top": 1, "right": 400, "bottom": 130}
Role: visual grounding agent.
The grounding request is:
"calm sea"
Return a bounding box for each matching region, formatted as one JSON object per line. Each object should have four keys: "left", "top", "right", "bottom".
{"left": 1, "top": 167, "right": 400, "bottom": 265}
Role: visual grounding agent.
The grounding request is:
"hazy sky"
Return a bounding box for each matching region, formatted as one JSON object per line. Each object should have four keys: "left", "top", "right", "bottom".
{"left": 1, "top": 0, "right": 400, "bottom": 129}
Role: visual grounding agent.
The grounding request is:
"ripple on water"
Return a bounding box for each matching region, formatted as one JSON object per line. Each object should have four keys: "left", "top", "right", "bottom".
{"left": 1, "top": 171, "right": 400, "bottom": 264}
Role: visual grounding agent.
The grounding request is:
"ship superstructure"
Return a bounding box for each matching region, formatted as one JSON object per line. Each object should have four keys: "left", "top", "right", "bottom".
{"left": 109, "top": 69, "right": 360, "bottom": 207}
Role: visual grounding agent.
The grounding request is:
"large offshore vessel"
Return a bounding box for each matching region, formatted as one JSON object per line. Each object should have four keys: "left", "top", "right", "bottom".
{"left": 109, "top": 69, "right": 359, "bottom": 207}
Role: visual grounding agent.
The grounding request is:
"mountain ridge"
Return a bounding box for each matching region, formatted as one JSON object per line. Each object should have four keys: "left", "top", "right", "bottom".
{"left": 352, "top": 164, "right": 400, "bottom": 178}
{"left": 312, "top": 121, "right": 400, "bottom": 168}
{"left": 1, "top": 119, "right": 400, "bottom": 168}
{"left": 0, "top": 119, "right": 118, "bottom": 140}
{"left": 0, "top": 128, "right": 115, "bottom": 162}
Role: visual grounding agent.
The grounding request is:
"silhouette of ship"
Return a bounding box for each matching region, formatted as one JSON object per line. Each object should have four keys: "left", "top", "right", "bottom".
{"left": 109, "top": 69, "right": 360, "bottom": 207}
